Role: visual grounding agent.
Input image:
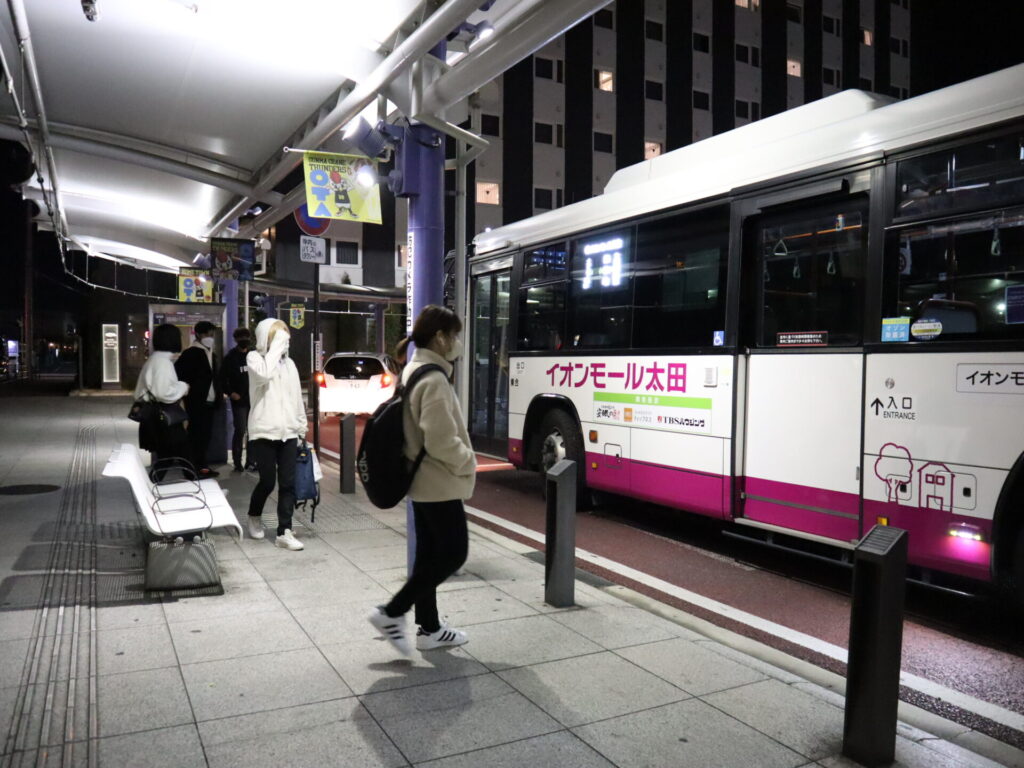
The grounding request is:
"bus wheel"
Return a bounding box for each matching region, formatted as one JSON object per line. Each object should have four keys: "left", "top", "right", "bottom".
{"left": 1011, "top": 524, "right": 1024, "bottom": 614}
{"left": 538, "top": 409, "right": 587, "bottom": 508}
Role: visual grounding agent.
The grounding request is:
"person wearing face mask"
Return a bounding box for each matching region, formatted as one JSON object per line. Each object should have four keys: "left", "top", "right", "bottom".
{"left": 368, "top": 304, "right": 476, "bottom": 655}
{"left": 245, "top": 318, "right": 308, "bottom": 550}
{"left": 220, "top": 326, "right": 255, "bottom": 472}
{"left": 174, "top": 320, "right": 223, "bottom": 478}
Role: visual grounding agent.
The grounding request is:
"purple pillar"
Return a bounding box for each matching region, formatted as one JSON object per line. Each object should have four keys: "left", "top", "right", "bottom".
{"left": 398, "top": 122, "right": 445, "bottom": 573}
{"left": 222, "top": 278, "right": 238, "bottom": 455}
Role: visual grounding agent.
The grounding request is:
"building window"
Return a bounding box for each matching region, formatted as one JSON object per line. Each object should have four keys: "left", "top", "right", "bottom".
{"left": 786, "top": 2, "right": 801, "bottom": 23}
{"left": 594, "top": 8, "right": 613, "bottom": 29}
{"left": 535, "top": 122, "right": 554, "bottom": 144}
{"left": 593, "top": 131, "right": 614, "bottom": 153}
{"left": 534, "top": 188, "right": 553, "bottom": 210}
{"left": 693, "top": 32, "right": 710, "bottom": 53}
{"left": 858, "top": 77, "right": 873, "bottom": 90}
{"left": 335, "top": 241, "right": 359, "bottom": 265}
{"left": 751, "top": 102, "right": 761, "bottom": 120}
{"left": 787, "top": 58, "right": 802, "bottom": 78}
{"left": 645, "top": 80, "right": 664, "bottom": 101}
{"left": 823, "top": 15, "right": 841, "bottom": 36}
{"left": 644, "top": 141, "right": 663, "bottom": 160}
{"left": 861, "top": 28, "right": 873, "bottom": 46}
{"left": 693, "top": 90, "right": 710, "bottom": 110}
{"left": 535, "top": 57, "right": 563, "bottom": 83}
{"left": 594, "top": 69, "right": 615, "bottom": 92}
{"left": 476, "top": 182, "right": 500, "bottom": 205}
{"left": 736, "top": 0, "right": 760, "bottom": 7}
{"left": 889, "top": 37, "right": 909, "bottom": 57}
{"left": 481, "top": 113, "right": 500, "bottom": 137}
{"left": 735, "top": 100, "right": 749, "bottom": 119}
{"left": 736, "top": 43, "right": 749, "bottom": 64}
{"left": 823, "top": 67, "right": 840, "bottom": 87}
{"left": 751, "top": 46, "right": 761, "bottom": 67}
{"left": 645, "top": 20, "right": 663, "bottom": 41}
{"left": 557, "top": 189, "right": 564, "bottom": 208}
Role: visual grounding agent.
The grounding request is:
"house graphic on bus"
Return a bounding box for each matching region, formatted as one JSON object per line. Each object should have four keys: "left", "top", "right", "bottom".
{"left": 919, "top": 462, "right": 955, "bottom": 512}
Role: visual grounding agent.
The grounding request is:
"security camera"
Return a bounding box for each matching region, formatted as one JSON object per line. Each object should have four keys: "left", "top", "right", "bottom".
{"left": 81, "top": 1, "right": 98, "bottom": 21}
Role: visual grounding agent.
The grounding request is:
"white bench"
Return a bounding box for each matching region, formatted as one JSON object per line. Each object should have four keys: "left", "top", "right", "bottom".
{"left": 102, "top": 444, "right": 242, "bottom": 589}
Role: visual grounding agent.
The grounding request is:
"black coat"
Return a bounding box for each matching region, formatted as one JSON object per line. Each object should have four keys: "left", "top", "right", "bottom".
{"left": 220, "top": 346, "right": 250, "bottom": 407}
{"left": 175, "top": 345, "right": 221, "bottom": 414}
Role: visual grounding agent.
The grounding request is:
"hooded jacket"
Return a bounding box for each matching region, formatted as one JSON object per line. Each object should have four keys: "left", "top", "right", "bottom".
{"left": 134, "top": 351, "right": 189, "bottom": 404}
{"left": 246, "top": 319, "right": 307, "bottom": 442}
{"left": 402, "top": 347, "right": 476, "bottom": 502}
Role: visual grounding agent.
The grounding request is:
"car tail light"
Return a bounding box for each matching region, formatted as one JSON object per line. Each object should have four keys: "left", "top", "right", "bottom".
{"left": 380, "top": 373, "right": 393, "bottom": 388}
{"left": 316, "top": 372, "right": 326, "bottom": 388}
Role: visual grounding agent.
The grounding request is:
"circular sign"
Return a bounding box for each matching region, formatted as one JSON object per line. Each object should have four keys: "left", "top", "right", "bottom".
{"left": 293, "top": 203, "right": 330, "bottom": 236}
{"left": 910, "top": 318, "right": 943, "bottom": 340}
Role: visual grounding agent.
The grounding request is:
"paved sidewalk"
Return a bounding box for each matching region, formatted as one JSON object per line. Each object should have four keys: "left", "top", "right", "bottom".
{"left": 0, "top": 396, "right": 1020, "bottom": 767}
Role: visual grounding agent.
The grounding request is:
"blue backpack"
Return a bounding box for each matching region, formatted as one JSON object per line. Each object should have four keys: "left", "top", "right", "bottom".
{"left": 295, "top": 440, "right": 320, "bottom": 519}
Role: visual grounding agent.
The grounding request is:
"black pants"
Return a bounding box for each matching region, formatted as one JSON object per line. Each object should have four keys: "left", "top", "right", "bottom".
{"left": 384, "top": 500, "right": 468, "bottom": 632}
{"left": 229, "top": 401, "right": 250, "bottom": 468}
{"left": 143, "top": 422, "right": 190, "bottom": 480}
{"left": 248, "top": 438, "right": 297, "bottom": 535}
{"left": 185, "top": 401, "right": 216, "bottom": 471}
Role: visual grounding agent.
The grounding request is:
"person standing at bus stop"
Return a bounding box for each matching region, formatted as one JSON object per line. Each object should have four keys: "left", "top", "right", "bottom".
{"left": 221, "top": 326, "right": 255, "bottom": 473}
{"left": 245, "top": 318, "right": 307, "bottom": 550}
{"left": 368, "top": 305, "right": 476, "bottom": 654}
{"left": 175, "top": 320, "right": 222, "bottom": 478}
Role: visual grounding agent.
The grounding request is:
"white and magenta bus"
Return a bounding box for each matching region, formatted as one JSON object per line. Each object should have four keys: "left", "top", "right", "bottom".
{"left": 467, "top": 65, "right": 1024, "bottom": 601}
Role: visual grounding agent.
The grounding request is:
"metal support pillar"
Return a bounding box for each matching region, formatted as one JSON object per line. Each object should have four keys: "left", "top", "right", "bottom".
{"left": 545, "top": 459, "right": 577, "bottom": 607}
{"left": 400, "top": 120, "right": 445, "bottom": 575}
{"left": 339, "top": 413, "right": 356, "bottom": 494}
{"left": 22, "top": 199, "right": 33, "bottom": 379}
{"left": 222, "top": 278, "right": 239, "bottom": 455}
{"left": 374, "top": 304, "right": 386, "bottom": 354}
{"left": 312, "top": 264, "right": 321, "bottom": 454}
{"left": 842, "top": 524, "right": 908, "bottom": 768}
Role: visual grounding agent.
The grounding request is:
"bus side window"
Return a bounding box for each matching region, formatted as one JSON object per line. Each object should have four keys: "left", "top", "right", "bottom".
{"left": 884, "top": 206, "right": 1024, "bottom": 341}
{"left": 633, "top": 206, "right": 729, "bottom": 349}
{"left": 518, "top": 283, "right": 567, "bottom": 351}
{"left": 757, "top": 202, "right": 868, "bottom": 347}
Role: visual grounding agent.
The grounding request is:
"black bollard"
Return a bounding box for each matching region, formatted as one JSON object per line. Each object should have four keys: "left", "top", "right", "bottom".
{"left": 339, "top": 413, "right": 355, "bottom": 494}
{"left": 544, "top": 459, "right": 576, "bottom": 608}
{"left": 842, "top": 524, "right": 908, "bottom": 767}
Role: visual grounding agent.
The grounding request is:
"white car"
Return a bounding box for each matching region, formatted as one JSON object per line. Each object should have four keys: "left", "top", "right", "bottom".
{"left": 316, "top": 352, "right": 397, "bottom": 415}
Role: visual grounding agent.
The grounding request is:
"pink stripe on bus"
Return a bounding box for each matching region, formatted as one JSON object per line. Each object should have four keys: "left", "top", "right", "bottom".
{"left": 584, "top": 452, "right": 727, "bottom": 518}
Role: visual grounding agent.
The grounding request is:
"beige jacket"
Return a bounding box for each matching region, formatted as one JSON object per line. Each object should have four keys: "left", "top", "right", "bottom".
{"left": 402, "top": 348, "right": 477, "bottom": 502}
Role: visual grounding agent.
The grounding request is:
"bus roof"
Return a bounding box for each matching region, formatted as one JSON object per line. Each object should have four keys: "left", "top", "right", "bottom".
{"left": 473, "top": 64, "right": 1024, "bottom": 256}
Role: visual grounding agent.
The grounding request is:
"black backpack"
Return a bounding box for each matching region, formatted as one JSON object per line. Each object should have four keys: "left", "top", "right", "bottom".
{"left": 357, "top": 363, "right": 445, "bottom": 508}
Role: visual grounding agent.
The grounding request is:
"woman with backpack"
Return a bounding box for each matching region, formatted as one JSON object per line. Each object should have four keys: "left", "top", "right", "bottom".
{"left": 245, "top": 318, "right": 308, "bottom": 551}
{"left": 368, "top": 305, "right": 476, "bottom": 654}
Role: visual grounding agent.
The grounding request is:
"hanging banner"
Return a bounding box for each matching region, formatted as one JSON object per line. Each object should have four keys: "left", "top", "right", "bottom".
{"left": 210, "top": 238, "right": 256, "bottom": 281}
{"left": 287, "top": 303, "right": 306, "bottom": 330}
{"left": 178, "top": 268, "right": 212, "bottom": 303}
{"left": 302, "top": 151, "right": 382, "bottom": 224}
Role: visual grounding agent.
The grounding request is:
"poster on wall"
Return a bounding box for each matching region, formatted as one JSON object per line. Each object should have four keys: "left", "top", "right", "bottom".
{"left": 210, "top": 238, "right": 256, "bottom": 281}
{"left": 302, "top": 151, "right": 381, "bottom": 224}
{"left": 178, "top": 268, "right": 212, "bottom": 303}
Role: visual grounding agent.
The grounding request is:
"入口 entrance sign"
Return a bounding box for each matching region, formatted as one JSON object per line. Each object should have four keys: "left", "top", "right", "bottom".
{"left": 300, "top": 235, "right": 327, "bottom": 264}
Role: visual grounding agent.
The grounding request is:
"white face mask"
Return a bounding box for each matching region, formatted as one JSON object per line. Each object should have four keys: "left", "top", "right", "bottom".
{"left": 444, "top": 336, "right": 463, "bottom": 362}
{"left": 200, "top": 337, "right": 214, "bottom": 349}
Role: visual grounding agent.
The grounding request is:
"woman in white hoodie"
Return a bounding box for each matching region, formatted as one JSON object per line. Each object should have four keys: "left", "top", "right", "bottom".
{"left": 368, "top": 305, "right": 476, "bottom": 655}
{"left": 245, "top": 318, "right": 308, "bottom": 551}
{"left": 133, "top": 324, "right": 190, "bottom": 475}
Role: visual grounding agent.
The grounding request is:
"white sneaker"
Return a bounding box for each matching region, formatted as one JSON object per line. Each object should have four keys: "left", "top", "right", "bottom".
{"left": 368, "top": 607, "right": 413, "bottom": 656}
{"left": 416, "top": 621, "right": 468, "bottom": 651}
{"left": 247, "top": 516, "right": 265, "bottom": 540}
{"left": 274, "top": 529, "right": 304, "bottom": 551}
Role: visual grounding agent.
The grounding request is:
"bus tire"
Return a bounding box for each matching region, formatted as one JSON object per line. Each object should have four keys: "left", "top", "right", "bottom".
{"left": 537, "top": 408, "right": 588, "bottom": 509}
{"left": 1011, "top": 524, "right": 1024, "bottom": 614}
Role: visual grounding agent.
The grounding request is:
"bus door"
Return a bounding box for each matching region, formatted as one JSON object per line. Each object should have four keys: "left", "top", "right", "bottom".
{"left": 469, "top": 262, "right": 512, "bottom": 456}
{"left": 738, "top": 198, "right": 869, "bottom": 544}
